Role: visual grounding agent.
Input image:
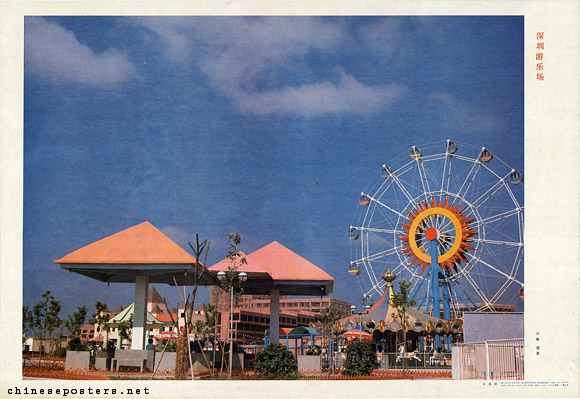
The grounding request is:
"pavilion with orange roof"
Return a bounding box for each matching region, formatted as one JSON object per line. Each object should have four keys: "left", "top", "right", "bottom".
{"left": 208, "top": 241, "right": 334, "bottom": 344}
{"left": 54, "top": 221, "right": 215, "bottom": 349}
{"left": 55, "top": 222, "right": 334, "bottom": 349}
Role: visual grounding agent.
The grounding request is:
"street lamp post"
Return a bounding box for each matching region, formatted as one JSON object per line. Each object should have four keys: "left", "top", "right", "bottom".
{"left": 217, "top": 270, "right": 247, "bottom": 379}
{"left": 350, "top": 298, "right": 373, "bottom": 341}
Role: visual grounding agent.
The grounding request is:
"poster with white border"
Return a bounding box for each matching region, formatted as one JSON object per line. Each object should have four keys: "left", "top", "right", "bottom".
{"left": 1, "top": 1, "right": 578, "bottom": 398}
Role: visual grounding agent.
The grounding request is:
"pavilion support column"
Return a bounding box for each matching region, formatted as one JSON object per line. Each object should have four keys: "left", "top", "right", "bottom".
{"left": 132, "top": 275, "right": 149, "bottom": 350}
{"left": 269, "top": 289, "right": 280, "bottom": 345}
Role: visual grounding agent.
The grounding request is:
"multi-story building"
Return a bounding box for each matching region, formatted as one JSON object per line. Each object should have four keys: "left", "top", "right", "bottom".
{"left": 79, "top": 324, "right": 96, "bottom": 343}
{"left": 210, "top": 287, "right": 351, "bottom": 345}
{"left": 237, "top": 294, "right": 351, "bottom": 317}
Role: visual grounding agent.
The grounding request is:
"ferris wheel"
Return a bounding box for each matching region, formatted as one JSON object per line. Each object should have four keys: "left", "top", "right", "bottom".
{"left": 349, "top": 140, "right": 524, "bottom": 320}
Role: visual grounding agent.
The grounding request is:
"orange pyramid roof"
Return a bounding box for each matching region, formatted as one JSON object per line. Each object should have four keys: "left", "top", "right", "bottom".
{"left": 55, "top": 221, "right": 197, "bottom": 264}
{"left": 208, "top": 251, "right": 270, "bottom": 275}
{"left": 246, "top": 242, "right": 333, "bottom": 282}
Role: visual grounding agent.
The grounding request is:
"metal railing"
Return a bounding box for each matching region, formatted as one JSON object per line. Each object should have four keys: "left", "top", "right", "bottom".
{"left": 453, "top": 339, "right": 524, "bottom": 380}
{"left": 332, "top": 351, "right": 452, "bottom": 370}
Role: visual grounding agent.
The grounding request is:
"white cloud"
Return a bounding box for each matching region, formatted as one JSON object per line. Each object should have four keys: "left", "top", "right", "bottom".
{"left": 134, "top": 17, "right": 195, "bottom": 63}
{"left": 25, "top": 17, "right": 135, "bottom": 87}
{"left": 136, "top": 17, "right": 406, "bottom": 116}
{"left": 236, "top": 71, "right": 407, "bottom": 116}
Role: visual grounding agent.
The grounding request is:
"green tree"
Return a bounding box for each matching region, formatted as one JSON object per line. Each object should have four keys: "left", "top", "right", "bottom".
{"left": 89, "top": 301, "right": 110, "bottom": 347}
{"left": 64, "top": 306, "right": 87, "bottom": 337}
{"left": 342, "top": 341, "right": 376, "bottom": 376}
{"left": 23, "top": 290, "right": 62, "bottom": 362}
{"left": 174, "top": 234, "right": 210, "bottom": 380}
{"left": 22, "top": 306, "right": 31, "bottom": 349}
{"left": 203, "top": 304, "right": 218, "bottom": 369}
{"left": 117, "top": 314, "right": 133, "bottom": 344}
{"left": 253, "top": 344, "right": 299, "bottom": 380}
{"left": 388, "top": 278, "right": 416, "bottom": 374}
{"left": 218, "top": 233, "right": 248, "bottom": 295}
{"left": 217, "top": 233, "right": 247, "bottom": 376}
{"left": 318, "top": 305, "right": 342, "bottom": 371}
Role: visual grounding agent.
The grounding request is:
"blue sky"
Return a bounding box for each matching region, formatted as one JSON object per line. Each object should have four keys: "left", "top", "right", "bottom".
{"left": 23, "top": 16, "right": 524, "bottom": 320}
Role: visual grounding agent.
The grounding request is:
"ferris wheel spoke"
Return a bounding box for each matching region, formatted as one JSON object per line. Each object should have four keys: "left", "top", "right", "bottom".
{"left": 418, "top": 240, "right": 430, "bottom": 254}
{"left": 462, "top": 272, "right": 495, "bottom": 310}
{"left": 440, "top": 150, "right": 451, "bottom": 194}
{"left": 470, "top": 171, "right": 512, "bottom": 209}
{"left": 353, "top": 226, "right": 403, "bottom": 235}
{"left": 488, "top": 243, "right": 524, "bottom": 283}
{"left": 360, "top": 261, "right": 381, "bottom": 291}
{"left": 383, "top": 166, "right": 417, "bottom": 205}
{"left": 489, "top": 278, "right": 518, "bottom": 304}
{"left": 503, "top": 179, "right": 524, "bottom": 210}
{"left": 355, "top": 245, "right": 405, "bottom": 263}
{"left": 437, "top": 217, "right": 455, "bottom": 234}
{"left": 470, "top": 238, "right": 523, "bottom": 247}
{"left": 465, "top": 253, "right": 522, "bottom": 285}
{"left": 454, "top": 154, "right": 483, "bottom": 201}
{"left": 362, "top": 192, "right": 407, "bottom": 219}
{"left": 414, "top": 157, "right": 432, "bottom": 201}
{"left": 472, "top": 207, "right": 524, "bottom": 228}
{"left": 369, "top": 279, "right": 386, "bottom": 297}
{"left": 436, "top": 236, "right": 452, "bottom": 248}
{"left": 391, "top": 261, "right": 413, "bottom": 278}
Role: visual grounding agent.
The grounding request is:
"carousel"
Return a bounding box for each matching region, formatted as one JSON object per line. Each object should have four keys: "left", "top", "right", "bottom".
{"left": 336, "top": 269, "right": 462, "bottom": 367}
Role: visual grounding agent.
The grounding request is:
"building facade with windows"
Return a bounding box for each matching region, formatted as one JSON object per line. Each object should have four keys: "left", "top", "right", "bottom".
{"left": 210, "top": 287, "right": 351, "bottom": 345}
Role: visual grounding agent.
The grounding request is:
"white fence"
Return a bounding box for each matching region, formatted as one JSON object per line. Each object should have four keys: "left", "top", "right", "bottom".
{"left": 452, "top": 339, "right": 524, "bottom": 380}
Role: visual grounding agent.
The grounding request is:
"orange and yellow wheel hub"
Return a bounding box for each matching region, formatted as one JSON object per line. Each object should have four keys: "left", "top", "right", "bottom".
{"left": 400, "top": 197, "right": 477, "bottom": 275}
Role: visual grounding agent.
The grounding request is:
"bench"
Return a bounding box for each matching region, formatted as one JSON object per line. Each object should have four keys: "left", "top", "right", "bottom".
{"left": 110, "top": 350, "right": 154, "bottom": 372}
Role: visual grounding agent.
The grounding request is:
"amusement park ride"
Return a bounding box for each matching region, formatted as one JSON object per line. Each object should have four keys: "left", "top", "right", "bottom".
{"left": 348, "top": 140, "right": 524, "bottom": 348}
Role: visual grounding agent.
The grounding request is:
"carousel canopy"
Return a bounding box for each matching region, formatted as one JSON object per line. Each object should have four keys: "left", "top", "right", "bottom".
{"left": 338, "top": 283, "right": 458, "bottom": 335}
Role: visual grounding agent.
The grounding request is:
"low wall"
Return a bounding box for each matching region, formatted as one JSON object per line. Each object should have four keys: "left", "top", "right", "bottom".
{"left": 297, "top": 355, "right": 321, "bottom": 371}
{"left": 153, "top": 352, "right": 176, "bottom": 372}
{"left": 95, "top": 358, "right": 111, "bottom": 371}
{"left": 65, "top": 351, "right": 90, "bottom": 370}
{"left": 148, "top": 351, "right": 248, "bottom": 373}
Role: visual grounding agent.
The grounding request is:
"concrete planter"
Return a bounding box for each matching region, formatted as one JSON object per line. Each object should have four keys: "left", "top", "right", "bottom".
{"left": 95, "top": 349, "right": 115, "bottom": 371}
{"left": 65, "top": 351, "right": 90, "bottom": 370}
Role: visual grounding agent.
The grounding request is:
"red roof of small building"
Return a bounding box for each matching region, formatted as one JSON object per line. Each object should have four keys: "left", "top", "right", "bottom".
{"left": 54, "top": 221, "right": 198, "bottom": 264}
{"left": 246, "top": 242, "right": 333, "bottom": 282}
{"left": 153, "top": 313, "right": 177, "bottom": 323}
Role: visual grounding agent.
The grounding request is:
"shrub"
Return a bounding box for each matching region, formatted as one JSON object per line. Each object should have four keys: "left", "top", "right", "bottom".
{"left": 190, "top": 339, "right": 205, "bottom": 353}
{"left": 53, "top": 347, "right": 67, "bottom": 358}
{"left": 165, "top": 340, "right": 177, "bottom": 352}
{"left": 306, "top": 346, "right": 320, "bottom": 356}
{"left": 342, "top": 341, "right": 377, "bottom": 376}
{"left": 67, "top": 337, "right": 87, "bottom": 351}
{"left": 254, "top": 344, "right": 299, "bottom": 380}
